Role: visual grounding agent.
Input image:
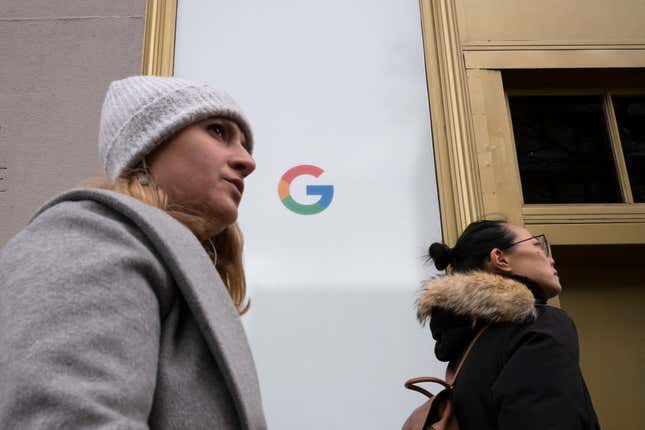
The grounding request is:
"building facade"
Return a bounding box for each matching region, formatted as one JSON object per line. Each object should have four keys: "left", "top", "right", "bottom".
{"left": 2, "top": 0, "right": 643, "bottom": 428}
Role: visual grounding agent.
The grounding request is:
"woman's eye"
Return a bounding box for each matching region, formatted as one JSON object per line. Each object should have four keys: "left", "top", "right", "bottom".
{"left": 207, "top": 123, "right": 226, "bottom": 138}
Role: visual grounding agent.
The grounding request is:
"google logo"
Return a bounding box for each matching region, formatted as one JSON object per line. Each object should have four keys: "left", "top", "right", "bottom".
{"left": 278, "top": 165, "right": 334, "bottom": 215}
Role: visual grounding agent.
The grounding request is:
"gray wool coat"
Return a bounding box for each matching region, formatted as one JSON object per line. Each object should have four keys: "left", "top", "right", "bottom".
{"left": 0, "top": 189, "right": 267, "bottom": 430}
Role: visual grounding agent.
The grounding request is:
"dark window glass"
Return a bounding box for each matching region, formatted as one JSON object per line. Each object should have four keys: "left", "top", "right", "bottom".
{"left": 508, "top": 96, "right": 622, "bottom": 204}
{"left": 613, "top": 96, "right": 645, "bottom": 202}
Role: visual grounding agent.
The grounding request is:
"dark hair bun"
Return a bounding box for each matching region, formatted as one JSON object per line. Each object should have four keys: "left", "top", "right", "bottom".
{"left": 428, "top": 242, "right": 454, "bottom": 270}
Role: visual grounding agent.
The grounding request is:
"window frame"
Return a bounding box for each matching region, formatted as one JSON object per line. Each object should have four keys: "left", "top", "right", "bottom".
{"left": 502, "top": 88, "right": 645, "bottom": 244}
{"left": 419, "top": 0, "right": 645, "bottom": 246}
{"left": 505, "top": 89, "right": 642, "bottom": 205}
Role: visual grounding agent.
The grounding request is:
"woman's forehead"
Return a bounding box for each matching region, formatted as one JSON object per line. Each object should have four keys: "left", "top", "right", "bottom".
{"left": 506, "top": 223, "right": 532, "bottom": 240}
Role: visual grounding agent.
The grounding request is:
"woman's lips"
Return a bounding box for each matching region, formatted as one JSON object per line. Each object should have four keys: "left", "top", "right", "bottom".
{"left": 224, "top": 178, "right": 244, "bottom": 196}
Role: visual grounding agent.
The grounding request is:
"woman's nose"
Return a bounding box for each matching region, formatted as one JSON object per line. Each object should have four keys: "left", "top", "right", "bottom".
{"left": 232, "top": 148, "right": 256, "bottom": 177}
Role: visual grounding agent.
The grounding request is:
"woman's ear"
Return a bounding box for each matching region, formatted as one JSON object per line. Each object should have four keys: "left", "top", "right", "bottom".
{"left": 487, "top": 248, "right": 512, "bottom": 273}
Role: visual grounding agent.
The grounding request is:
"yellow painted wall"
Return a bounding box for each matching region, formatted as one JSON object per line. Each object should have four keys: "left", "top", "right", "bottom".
{"left": 456, "top": 0, "right": 645, "bottom": 46}
{"left": 556, "top": 245, "right": 645, "bottom": 430}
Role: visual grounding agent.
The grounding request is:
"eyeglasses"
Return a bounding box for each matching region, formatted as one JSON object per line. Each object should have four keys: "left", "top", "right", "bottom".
{"left": 502, "top": 234, "right": 550, "bottom": 257}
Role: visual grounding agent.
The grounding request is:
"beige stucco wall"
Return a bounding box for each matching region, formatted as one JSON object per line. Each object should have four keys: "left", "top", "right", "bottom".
{"left": 0, "top": 0, "right": 146, "bottom": 245}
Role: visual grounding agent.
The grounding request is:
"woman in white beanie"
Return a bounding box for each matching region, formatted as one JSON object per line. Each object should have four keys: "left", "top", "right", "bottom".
{"left": 0, "top": 76, "right": 267, "bottom": 429}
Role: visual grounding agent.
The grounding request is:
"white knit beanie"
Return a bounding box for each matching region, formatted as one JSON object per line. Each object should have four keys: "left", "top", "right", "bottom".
{"left": 98, "top": 75, "right": 254, "bottom": 180}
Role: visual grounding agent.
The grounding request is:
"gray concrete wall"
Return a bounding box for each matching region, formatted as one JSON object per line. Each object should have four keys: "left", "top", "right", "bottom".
{"left": 0, "top": 0, "right": 146, "bottom": 244}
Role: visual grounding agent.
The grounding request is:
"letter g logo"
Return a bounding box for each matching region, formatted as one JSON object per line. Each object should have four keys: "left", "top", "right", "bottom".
{"left": 278, "top": 165, "right": 334, "bottom": 215}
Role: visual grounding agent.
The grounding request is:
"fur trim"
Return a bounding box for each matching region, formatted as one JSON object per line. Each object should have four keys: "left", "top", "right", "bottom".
{"left": 417, "top": 271, "right": 537, "bottom": 324}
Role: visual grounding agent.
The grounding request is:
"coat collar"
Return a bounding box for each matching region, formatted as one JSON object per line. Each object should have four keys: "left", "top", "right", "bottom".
{"left": 417, "top": 271, "right": 538, "bottom": 325}
{"left": 35, "top": 188, "right": 265, "bottom": 430}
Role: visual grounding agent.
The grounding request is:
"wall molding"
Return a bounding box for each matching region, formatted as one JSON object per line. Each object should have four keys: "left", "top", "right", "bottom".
{"left": 523, "top": 204, "right": 645, "bottom": 224}
{"left": 464, "top": 49, "right": 645, "bottom": 70}
{"left": 463, "top": 41, "right": 645, "bottom": 51}
{"left": 141, "top": 0, "right": 177, "bottom": 76}
{"left": 419, "top": 0, "right": 485, "bottom": 245}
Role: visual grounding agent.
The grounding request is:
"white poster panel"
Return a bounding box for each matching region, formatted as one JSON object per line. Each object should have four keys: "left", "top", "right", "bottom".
{"left": 175, "top": 1, "right": 444, "bottom": 428}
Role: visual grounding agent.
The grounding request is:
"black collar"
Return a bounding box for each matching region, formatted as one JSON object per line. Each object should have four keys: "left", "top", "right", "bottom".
{"left": 503, "top": 274, "right": 548, "bottom": 303}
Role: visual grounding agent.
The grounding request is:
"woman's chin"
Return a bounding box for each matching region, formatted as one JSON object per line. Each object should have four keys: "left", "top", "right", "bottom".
{"left": 218, "top": 210, "right": 238, "bottom": 229}
{"left": 204, "top": 203, "right": 239, "bottom": 232}
{"left": 543, "top": 282, "right": 562, "bottom": 299}
{"left": 206, "top": 216, "right": 235, "bottom": 237}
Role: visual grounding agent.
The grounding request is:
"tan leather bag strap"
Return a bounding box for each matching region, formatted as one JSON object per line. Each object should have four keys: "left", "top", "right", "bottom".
{"left": 403, "top": 324, "right": 490, "bottom": 398}
{"left": 404, "top": 377, "right": 452, "bottom": 399}
{"left": 447, "top": 324, "right": 489, "bottom": 386}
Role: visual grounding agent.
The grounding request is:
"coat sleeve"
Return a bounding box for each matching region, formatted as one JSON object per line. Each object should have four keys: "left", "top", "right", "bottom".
{"left": 491, "top": 309, "right": 597, "bottom": 430}
{"left": 0, "top": 201, "right": 173, "bottom": 429}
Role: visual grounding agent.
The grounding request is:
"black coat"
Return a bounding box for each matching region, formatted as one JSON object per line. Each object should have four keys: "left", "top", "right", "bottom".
{"left": 417, "top": 272, "right": 600, "bottom": 430}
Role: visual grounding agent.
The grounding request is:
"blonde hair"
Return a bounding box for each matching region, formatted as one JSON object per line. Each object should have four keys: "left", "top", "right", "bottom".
{"left": 87, "top": 173, "right": 250, "bottom": 315}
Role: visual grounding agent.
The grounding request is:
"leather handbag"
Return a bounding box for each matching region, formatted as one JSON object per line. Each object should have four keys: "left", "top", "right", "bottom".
{"left": 402, "top": 326, "right": 488, "bottom": 430}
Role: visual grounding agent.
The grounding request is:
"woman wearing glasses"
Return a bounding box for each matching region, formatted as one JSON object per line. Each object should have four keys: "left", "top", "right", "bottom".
{"left": 417, "top": 220, "right": 600, "bottom": 430}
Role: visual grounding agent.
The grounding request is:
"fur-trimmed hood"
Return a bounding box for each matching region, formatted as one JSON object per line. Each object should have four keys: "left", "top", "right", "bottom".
{"left": 417, "top": 271, "right": 537, "bottom": 325}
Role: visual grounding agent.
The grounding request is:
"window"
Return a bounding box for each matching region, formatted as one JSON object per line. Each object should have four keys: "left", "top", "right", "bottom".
{"left": 504, "top": 69, "right": 645, "bottom": 207}
{"left": 613, "top": 96, "right": 645, "bottom": 203}
{"left": 508, "top": 95, "right": 621, "bottom": 204}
